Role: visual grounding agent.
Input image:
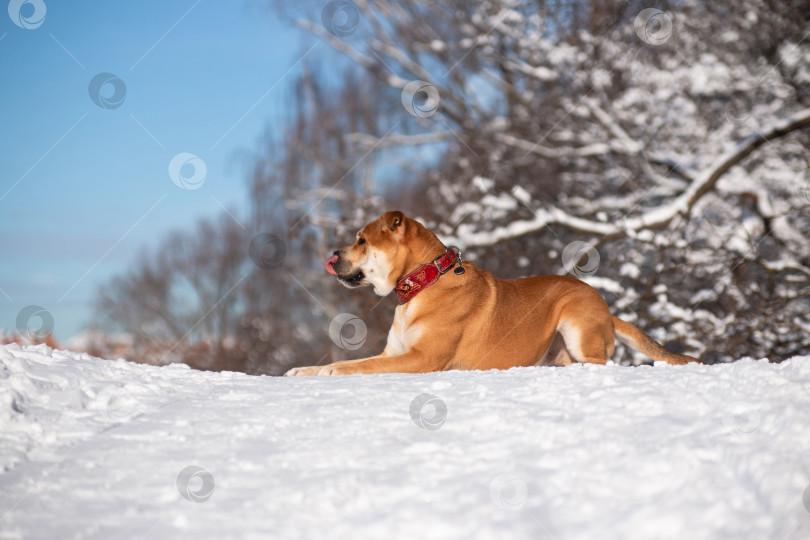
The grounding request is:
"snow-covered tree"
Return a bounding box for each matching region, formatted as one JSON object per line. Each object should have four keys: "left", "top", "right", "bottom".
{"left": 284, "top": 0, "right": 810, "bottom": 362}
{"left": 96, "top": 0, "right": 810, "bottom": 370}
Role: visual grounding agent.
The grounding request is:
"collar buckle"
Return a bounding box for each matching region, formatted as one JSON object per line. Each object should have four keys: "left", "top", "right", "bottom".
{"left": 432, "top": 245, "right": 461, "bottom": 274}
{"left": 433, "top": 255, "right": 451, "bottom": 274}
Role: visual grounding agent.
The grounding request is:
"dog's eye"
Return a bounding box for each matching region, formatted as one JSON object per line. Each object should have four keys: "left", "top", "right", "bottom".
{"left": 357, "top": 237, "right": 366, "bottom": 245}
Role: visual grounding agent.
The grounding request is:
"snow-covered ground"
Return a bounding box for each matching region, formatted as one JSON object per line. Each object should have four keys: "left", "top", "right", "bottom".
{"left": 1, "top": 343, "right": 809, "bottom": 540}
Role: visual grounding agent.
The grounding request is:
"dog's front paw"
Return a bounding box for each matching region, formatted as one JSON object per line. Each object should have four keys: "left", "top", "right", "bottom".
{"left": 318, "top": 363, "right": 353, "bottom": 376}
{"left": 284, "top": 365, "right": 323, "bottom": 376}
{"left": 284, "top": 363, "right": 358, "bottom": 376}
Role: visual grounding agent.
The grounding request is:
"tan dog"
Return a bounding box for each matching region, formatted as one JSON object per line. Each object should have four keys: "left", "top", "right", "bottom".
{"left": 285, "top": 211, "right": 700, "bottom": 376}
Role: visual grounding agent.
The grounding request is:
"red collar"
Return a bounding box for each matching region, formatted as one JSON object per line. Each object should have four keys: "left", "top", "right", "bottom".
{"left": 394, "top": 247, "right": 462, "bottom": 304}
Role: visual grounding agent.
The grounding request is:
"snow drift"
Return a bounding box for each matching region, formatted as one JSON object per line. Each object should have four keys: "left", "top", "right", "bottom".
{"left": 1, "top": 343, "right": 809, "bottom": 539}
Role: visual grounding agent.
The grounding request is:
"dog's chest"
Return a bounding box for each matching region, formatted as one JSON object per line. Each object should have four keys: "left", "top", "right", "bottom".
{"left": 385, "top": 304, "right": 422, "bottom": 355}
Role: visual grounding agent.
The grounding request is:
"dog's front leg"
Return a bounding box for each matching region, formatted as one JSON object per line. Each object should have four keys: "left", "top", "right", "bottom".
{"left": 284, "top": 357, "right": 378, "bottom": 376}
{"left": 285, "top": 350, "right": 439, "bottom": 376}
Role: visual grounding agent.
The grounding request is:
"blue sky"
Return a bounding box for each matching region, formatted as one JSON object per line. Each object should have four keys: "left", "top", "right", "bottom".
{"left": 0, "top": 1, "right": 320, "bottom": 341}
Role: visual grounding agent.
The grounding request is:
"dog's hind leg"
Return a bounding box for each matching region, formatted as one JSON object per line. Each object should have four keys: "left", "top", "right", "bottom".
{"left": 536, "top": 331, "right": 574, "bottom": 366}
{"left": 557, "top": 316, "right": 615, "bottom": 365}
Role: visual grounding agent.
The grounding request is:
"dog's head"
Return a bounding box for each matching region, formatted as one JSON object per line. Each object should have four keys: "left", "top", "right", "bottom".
{"left": 326, "top": 211, "right": 442, "bottom": 296}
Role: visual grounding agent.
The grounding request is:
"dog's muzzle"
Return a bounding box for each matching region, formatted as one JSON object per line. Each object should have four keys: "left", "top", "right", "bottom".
{"left": 326, "top": 251, "right": 365, "bottom": 287}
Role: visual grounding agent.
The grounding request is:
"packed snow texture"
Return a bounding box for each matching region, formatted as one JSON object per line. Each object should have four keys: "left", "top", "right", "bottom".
{"left": 1, "top": 344, "right": 809, "bottom": 539}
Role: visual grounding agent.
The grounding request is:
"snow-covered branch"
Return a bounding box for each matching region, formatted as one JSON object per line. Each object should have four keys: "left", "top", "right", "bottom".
{"left": 346, "top": 131, "right": 452, "bottom": 149}
{"left": 495, "top": 132, "right": 616, "bottom": 158}
{"left": 583, "top": 99, "right": 642, "bottom": 154}
{"left": 452, "top": 108, "right": 810, "bottom": 247}
{"left": 647, "top": 155, "right": 697, "bottom": 183}
{"left": 502, "top": 59, "right": 557, "bottom": 82}
{"left": 763, "top": 259, "right": 810, "bottom": 279}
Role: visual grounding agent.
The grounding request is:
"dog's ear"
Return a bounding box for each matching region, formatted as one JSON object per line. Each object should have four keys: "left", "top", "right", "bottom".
{"left": 382, "top": 211, "right": 405, "bottom": 232}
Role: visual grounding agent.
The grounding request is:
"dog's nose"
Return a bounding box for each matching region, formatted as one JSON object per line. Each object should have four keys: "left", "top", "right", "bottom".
{"left": 333, "top": 250, "right": 340, "bottom": 256}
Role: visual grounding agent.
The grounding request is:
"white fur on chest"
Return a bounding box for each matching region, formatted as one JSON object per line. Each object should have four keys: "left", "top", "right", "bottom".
{"left": 384, "top": 304, "right": 423, "bottom": 356}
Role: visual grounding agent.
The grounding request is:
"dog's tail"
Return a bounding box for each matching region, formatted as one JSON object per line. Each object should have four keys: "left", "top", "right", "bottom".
{"left": 612, "top": 316, "right": 702, "bottom": 364}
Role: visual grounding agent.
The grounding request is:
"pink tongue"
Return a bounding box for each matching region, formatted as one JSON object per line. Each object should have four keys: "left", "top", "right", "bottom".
{"left": 325, "top": 254, "right": 339, "bottom": 275}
